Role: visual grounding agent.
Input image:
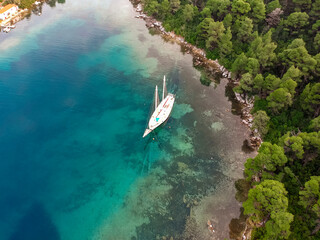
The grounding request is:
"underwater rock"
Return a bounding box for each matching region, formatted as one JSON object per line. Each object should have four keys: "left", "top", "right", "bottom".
{"left": 177, "top": 162, "right": 189, "bottom": 172}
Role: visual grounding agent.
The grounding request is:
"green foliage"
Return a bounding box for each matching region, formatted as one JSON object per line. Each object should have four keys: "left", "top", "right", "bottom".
{"left": 246, "top": 58, "right": 260, "bottom": 75}
{"left": 5, "top": 0, "right": 35, "bottom": 8}
{"left": 264, "top": 109, "right": 309, "bottom": 143}
{"left": 314, "top": 32, "right": 320, "bottom": 52}
{"left": 222, "top": 13, "right": 232, "bottom": 28}
{"left": 292, "top": 0, "right": 312, "bottom": 11}
{"left": 264, "top": 74, "right": 281, "bottom": 92}
{"left": 243, "top": 180, "right": 293, "bottom": 239}
{"left": 257, "top": 142, "right": 288, "bottom": 171}
{"left": 300, "top": 83, "right": 320, "bottom": 117}
{"left": 253, "top": 74, "right": 264, "bottom": 95}
{"left": 181, "top": 4, "right": 195, "bottom": 22}
{"left": 244, "top": 142, "right": 287, "bottom": 180}
{"left": 234, "top": 17, "right": 253, "bottom": 42}
{"left": 252, "top": 110, "right": 270, "bottom": 136}
{"left": 206, "top": 20, "right": 225, "bottom": 49}
{"left": 299, "top": 176, "right": 320, "bottom": 217}
{"left": 200, "top": 7, "right": 211, "bottom": 19}
{"left": 247, "top": 0, "right": 266, "bottom": 23}
{"left": 264, "top": 211, "right": 293, "bottom": 240}
{"left": 280, "top": 131, "right": 320, "bottom": 161}
{"left": 144, "top": 0, "right": 160, "bottom": 16}
{"left": 309, "top": 116, "right": 320, "bottom": 131}
{"left": 196, "top": 18, "right": 215, "bottom": 48}
{"left": 267, "top": 88, "right": 293, "bottom": 114}
{"left": 279, "top": 39, "right": 317, "bottom": 78}
{"left": 231, "top": 53, "right": 248, "bottom": 77}
{"left": 218, "top": 27, "right": 233, "bottom": 63}
{"left": 284, "top": 12, "right": 309, "bottom": 34}
{"left": 282, "top": 66, "right": 302, "bottom": 83}
{"left": 312, "top": 20, "right": 320, "bottom": 33}
{"left": 247, "top": 30, "right": 277, "bottom": 69}
{"left": 299, "top": 132, "right": 320, "bottom": 153}
{"left": 139, "top": 0, "right": 320, "bottom": 238}
{"left": 315, "top": 53, "right": 320, "bottom": 77}
{"left": 244, "top": 180, "right": 288, "bottom": 219}
{"left": 231, "top": 0, "right": 251, "bottom": 15}
{"left": 266, "top": 0, "right": 281, "bottom": 14}
{"left": 207, "top": 0, "right": 231, "bottom": 20}
{"left": 282, "top": 135, "right": 305, "bottom": 159}
{"left": 159, "top": 0, "right": 170, "bottom": 19}
{"left": 310, "top": 0, "right": 320, "bottom": 20}
{"left": 235, "top": 73, "right": 254, "bottom": 94}
{"left": 170, "top": 0, "right": 180, "bottom": 13}
{"left": 280, "top": 78, "right": 297, "bottom": 96}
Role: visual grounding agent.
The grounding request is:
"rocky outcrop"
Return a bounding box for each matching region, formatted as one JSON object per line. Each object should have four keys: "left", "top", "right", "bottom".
{"left": 238, "top": 98, "right": 262, "bottom": 148}
{"left": 133, "top": 4, "right": 231, "bottom": 77}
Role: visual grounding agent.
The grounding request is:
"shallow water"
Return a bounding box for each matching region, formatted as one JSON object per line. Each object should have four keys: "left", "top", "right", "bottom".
{"left": 0, "top": 1, "right": 254, "bottom": 239}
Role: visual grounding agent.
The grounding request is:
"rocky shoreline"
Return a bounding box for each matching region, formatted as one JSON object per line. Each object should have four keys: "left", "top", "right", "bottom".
{"left": 132, "top": 2, "right": 262, "bottom": 150}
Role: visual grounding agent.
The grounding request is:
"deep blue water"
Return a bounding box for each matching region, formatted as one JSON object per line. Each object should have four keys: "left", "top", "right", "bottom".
{"left": 0, "top": 1, "right": 253, "bottom": 239}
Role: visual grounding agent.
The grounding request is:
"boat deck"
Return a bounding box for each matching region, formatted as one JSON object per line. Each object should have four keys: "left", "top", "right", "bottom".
{"left": 148, "top": 93, "right": 175, "bottom": 130}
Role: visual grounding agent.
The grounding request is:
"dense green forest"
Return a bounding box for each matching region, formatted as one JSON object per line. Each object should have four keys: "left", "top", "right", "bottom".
{"left": 140, "top": 0, "right": 320, "bottom": 239}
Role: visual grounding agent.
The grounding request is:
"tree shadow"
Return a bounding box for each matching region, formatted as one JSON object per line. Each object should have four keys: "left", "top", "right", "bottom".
{"left": 229, "top": 179, "right": 251, "bottom": 239}
{"left": 225, "top": 82, "right": 243, "bottom": 116}
{"left": 9, "top": 202, "right": 60, "bottom": 240}
{"left": 229, "top": 207, "right": 247, "bottom": 240}
{"left": 242, "top": 139, "right": 255, "bottom": 153}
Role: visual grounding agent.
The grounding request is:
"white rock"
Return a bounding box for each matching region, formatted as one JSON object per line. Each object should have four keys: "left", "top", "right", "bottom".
{"left": 242, "top": 120, "right": 248, "bottom": 125}
{"left": 136, "top": 4, "right": 142, "bottom": 12}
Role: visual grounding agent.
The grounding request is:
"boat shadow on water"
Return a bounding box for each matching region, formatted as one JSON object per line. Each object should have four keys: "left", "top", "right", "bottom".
{"left": 141, "top": 127, "right": 165, "bottom": 175}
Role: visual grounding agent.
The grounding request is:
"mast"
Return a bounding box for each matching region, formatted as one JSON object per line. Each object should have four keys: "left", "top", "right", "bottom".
{"left": 162, "top": 75, "right": 167, "bottom": 101}
{"left": 155, "top": 85, "right": 159, "bottom": 110}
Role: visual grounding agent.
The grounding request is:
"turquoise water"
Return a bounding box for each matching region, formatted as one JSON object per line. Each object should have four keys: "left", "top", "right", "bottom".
{"left": 0, "top": 1, "right": 254, "bottom": 239}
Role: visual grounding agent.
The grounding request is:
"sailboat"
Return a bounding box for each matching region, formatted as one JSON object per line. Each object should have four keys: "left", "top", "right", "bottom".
{"left": 143, "top": 76, "right": 175, "bottom": 138}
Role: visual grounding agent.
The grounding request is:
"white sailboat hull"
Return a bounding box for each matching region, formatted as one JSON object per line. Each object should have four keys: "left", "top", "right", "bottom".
{"left": 143, "top": 93, "right": 175, "bottom": 137}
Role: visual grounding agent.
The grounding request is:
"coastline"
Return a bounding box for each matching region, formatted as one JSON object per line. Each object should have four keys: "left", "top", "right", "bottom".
{"left": 2, "top": 0, "right": 317, "bottom": 238}
{"left": 0, "top": 1, "right": 260, "bottom": 239}
{"left": 131, "top": 1, "right": 262, "bottom": 150}
{"left": 130, "top": 1, "right": 259, "bottom": 239}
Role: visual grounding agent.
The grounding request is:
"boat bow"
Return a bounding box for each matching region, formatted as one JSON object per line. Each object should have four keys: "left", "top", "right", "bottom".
{"left": 143, "top": 129, "right": 152, "bottom": 138}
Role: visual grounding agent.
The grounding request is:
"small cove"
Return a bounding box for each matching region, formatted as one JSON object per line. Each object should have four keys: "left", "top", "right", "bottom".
{"left": 0, "top": 1, "right": 254, "bottom": 239}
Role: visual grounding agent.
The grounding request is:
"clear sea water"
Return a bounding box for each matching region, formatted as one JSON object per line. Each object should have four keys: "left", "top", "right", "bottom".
{"left": 0, "top": 1, "right": 254, "bottom": 239}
